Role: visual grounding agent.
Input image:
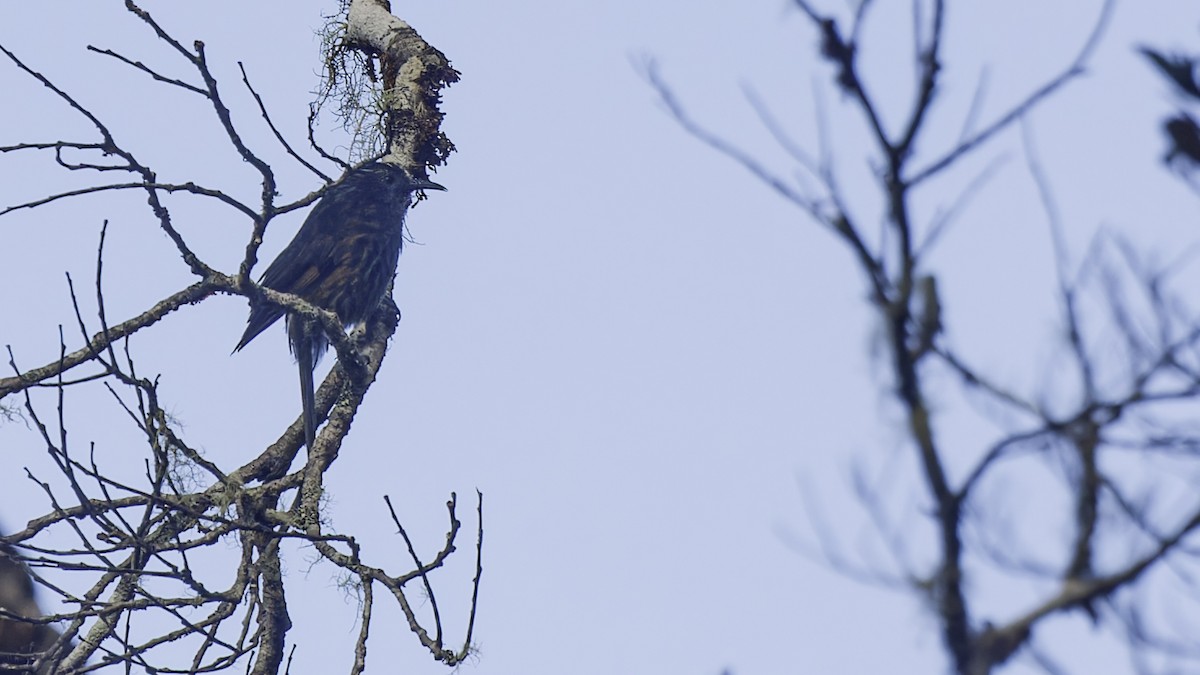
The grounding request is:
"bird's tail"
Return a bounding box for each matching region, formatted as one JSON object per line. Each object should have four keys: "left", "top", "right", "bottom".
{"left": 297, "top": 337, "right": 317, "bottom": 452}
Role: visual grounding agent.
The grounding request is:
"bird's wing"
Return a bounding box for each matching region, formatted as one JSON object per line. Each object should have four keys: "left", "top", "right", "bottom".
{"left": 234, "top": 259, "right": 330, "bottom": 352}
{"left": 234, "top": 209, "right": 340, "bottom": 351}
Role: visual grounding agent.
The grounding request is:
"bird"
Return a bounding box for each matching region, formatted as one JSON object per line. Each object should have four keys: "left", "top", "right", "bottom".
{"left": 234, "top": 161, "right": 445, "bottom": 452}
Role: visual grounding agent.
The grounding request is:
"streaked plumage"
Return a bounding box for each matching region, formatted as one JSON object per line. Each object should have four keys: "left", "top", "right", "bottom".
{"left": 235, "top": 161, "right": 444, "bottom": 450}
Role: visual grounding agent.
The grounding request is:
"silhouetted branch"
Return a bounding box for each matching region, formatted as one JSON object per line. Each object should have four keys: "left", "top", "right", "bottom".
{"left": 655, "top": 1, "right": 1200, "bottom": 673}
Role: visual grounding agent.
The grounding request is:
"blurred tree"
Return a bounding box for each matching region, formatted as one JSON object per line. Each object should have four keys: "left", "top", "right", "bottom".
{"left": 0, "top": 2, "right": 476, "bottom": 673}
{"left": 650, "top": 2, "right": 1200, "bottom": 674}
{"left": 1142, "top": 46, "right": 1200, "bottom": 169}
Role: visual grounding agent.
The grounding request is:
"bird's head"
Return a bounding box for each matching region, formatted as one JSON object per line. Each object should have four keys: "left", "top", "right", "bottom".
{"left": 351, "top": 161, "right": 446, "bottom": 202}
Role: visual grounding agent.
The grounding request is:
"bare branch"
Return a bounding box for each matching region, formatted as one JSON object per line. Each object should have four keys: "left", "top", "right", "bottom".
{"left": 85, "top": 45, "right": 206, "bottom": 95}
{"left": 908, "top": 0, "right": 1115, "bottom": 186}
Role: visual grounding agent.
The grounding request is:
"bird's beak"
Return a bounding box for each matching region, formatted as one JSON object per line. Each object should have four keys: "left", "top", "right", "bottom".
{"left": 413, "top": 178, "right": 447, "bottom": 192}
